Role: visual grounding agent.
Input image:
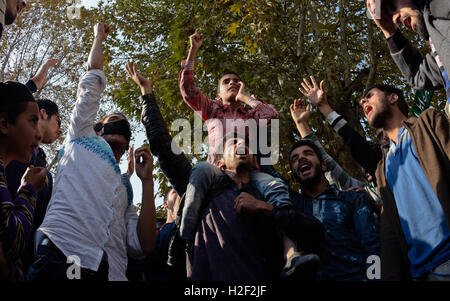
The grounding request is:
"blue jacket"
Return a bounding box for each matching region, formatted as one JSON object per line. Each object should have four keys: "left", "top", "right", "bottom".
{"left": 291, "top": 185, "right": 380, "bottom": 281}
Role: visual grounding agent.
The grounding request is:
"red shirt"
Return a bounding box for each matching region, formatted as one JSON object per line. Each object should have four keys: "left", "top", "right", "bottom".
{"left": 179, "top": 62, "right": 279, "bottom": 163}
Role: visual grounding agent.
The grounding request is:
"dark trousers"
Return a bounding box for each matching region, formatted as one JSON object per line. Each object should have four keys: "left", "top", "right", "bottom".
{"left": 26, "top": 238, "right": 109, "bottom": 281}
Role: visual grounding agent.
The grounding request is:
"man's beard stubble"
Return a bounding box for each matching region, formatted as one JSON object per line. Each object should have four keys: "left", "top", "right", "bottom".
{"left": 295, "top": 163, "right": 323, "bottom": 188}
{"left": 415, "top": 12, "right": 430, "bottom": 41}
{"left": 235, "top": 160, "right": 252, "bottom": 175}
{"left": 369, "top": 100, "right": 392, "bottom": 129}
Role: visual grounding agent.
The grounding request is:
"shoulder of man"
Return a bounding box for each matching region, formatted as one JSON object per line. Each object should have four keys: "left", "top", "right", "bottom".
{"left": 428, "top": 0, "right": 450, "bottom": 19}
{"left": 407, "top": 108, "right": 447, "bottom": 130}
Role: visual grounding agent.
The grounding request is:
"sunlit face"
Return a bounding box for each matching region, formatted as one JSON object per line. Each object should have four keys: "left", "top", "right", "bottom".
{"left": 359, "top": 88, "right": 391, "bottom": 129}
{"left": 290, "top": 145, "right": 324, "bottom": 185}
{"left": 39, "top": 110, "right": 62, "bottom": 144}
{"left": 220, "top": 137, "right": 254, "bottom": 172}
{"left": 5, "top": 0, "right": 27, "bottom": 25}
{"left": 218, "top": 74, "right": 241, "bottom": 103}
{"left": 1, "top": 102, "right": 41, "bottom": 163}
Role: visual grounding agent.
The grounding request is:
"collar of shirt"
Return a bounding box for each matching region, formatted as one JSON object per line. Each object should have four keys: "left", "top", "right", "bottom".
{"left": 299, "top": 184, "right": 340, "bottom": 202}
{"left": 216, "top": 98, "right": 248, "bottom": 114}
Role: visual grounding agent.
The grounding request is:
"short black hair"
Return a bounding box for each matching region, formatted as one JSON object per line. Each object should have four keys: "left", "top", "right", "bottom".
{"left": 36, "top": 99, "right": 59, "bottom": 118}
{"left": 98, "top": 111, "right": 129, "bottom": 124}
{"left": 288, "top": 139, "right": 323, "bottom": 169}
{"left": 364, "top": 84, "right": 409, "bottom": 117}
{"left": 0, "top": 81, "right": 36, "bottom": 124}
{"left": 217, "top": 71, "right": 241, "bottom": 94}
{"left": 164, "top": 188, "right": 176, "bottom": 211}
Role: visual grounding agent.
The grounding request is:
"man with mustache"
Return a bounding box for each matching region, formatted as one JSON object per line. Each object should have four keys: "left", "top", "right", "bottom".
{"left": 359, "top": 84, "right": 450, "bottom": 280}
{"left": 367, "top": 0, "right": 450, "bottom": 117}
{"left": 288, "top": 139, "right": 380, "bottom": 281}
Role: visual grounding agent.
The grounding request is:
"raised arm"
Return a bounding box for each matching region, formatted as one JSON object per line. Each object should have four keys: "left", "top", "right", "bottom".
{"left": 25, "top": 58, "right": 59, "bottom": 93}
{"left": 88, "top": 23, "right": 110, "bottom": 71}
{"left": 178, "top": 33, "right": 214, "bottom": 120}
{"left": 127, "top": 63, "right": 192, "bottom": 196}
{"left": 299, "top": 76, "right": 382, "bottom": 178}
{"left": 366, "top": 0, "right": 444, "bottom": 90}
{"left": 134, "top": 146, "right": 157, "bottom": 254}
{"left": 66, "top": 23, "right": 109, "bottom": 141}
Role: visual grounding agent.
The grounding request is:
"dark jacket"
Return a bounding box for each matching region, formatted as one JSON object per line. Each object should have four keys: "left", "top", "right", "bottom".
{"left": 329, "top": 114, "right": 383, "bottom": 181}
{"left": 387, "top": 0, "right": 450, "bottom": 91}
{"left": 376, "top": 109, "right": 450, "bottom": 280}
{"left": 140, "top": 93, "right": 325, "bottom": 278}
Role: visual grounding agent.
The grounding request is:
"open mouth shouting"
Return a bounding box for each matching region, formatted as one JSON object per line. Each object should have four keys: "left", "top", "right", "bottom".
{"left": 364, "top": 104, "right": 373, "bottom": 119}
{"left": 298, "top": 159, "right": 313, "bottom": 176}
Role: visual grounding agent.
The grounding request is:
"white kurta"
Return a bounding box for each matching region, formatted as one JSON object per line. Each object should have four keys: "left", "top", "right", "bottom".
{"left": 37, "top": 69, "right": 144, "bottom": 281}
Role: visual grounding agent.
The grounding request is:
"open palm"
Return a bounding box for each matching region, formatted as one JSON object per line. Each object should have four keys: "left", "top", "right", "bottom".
{"left": 126, "top": 62, "right": 153, "bottom": 95}
{"left": 298, "top": 76, "right": 326, "bottom": 107}
{"left": 290, "top": 98, "right": 311, "bottom": 124}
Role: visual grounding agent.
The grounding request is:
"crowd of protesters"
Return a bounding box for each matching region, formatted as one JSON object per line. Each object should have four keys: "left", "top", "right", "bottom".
{"left": 0, "top": 0, "right": 449, "bottom": 281}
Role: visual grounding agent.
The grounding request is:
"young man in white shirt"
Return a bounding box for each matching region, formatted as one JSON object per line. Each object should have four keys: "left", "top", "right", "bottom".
{"left": 26, "top": 23, "right": 157, "bottom": 281}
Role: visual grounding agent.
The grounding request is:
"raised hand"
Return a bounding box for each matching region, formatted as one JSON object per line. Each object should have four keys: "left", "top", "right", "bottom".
{"left": 135, "top": 145, "right": 153, "bottom": 182}
{"left": 125, "top": 62, "right": 153, "bottom": 95}
{"left": 31, "top": 58, "right": 58, "bottom": 90}
{"left": 189, "top": 32, "right": 204, "bottom": 54}
{"left": 127, "top": 145, "right": 135, "bottom": 176}
{"left": 94, "top": 23, "right": 111, "bottom": 42}
{"left": 298, "top": 76, "right": 327, "bottom": 108}
{"left": 290, "top": 98, "right": 311, "bottom": 125}
{"left": 21, "top": 166, "right": 48, "bottom": 191}
{"left": 235, "top": 81, "right": 251, "bottom": 104}
{"left": 88, "top": 23, "right": 110, "bottom": 70}
{"left": 366, "top": 0, "right": 398, "bottom": 38}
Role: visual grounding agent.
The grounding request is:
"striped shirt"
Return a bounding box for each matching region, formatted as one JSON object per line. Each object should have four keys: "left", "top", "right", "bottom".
{"left": 0, "top": 157, "right": 37, "bottom": 279}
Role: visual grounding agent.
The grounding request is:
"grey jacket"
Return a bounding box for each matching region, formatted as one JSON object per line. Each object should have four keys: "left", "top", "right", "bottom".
{"left": 387, "top": 0, "right": 450, "bottom": 91}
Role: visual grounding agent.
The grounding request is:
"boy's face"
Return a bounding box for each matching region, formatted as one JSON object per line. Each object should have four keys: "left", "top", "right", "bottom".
{"left": 2, "top": 102, "right": 41, "bottom": 163}
{"left": 218, "top": 74, "right": 241, "bottom": 103}
{"left": 39, "top": 110, "right": 62, "bottom": 144}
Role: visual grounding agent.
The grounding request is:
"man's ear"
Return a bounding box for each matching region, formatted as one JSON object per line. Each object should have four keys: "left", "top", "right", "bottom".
{"left": 39, "top": 108, "right": 48, "bottom": 120}
{"left": 0, "top": 114, "right": 8, "bottom": 135}
{"left": 389, "top": 93, "right": 399, "bottom": 105}
{"left": 163, "top": 200, "right": 168, "bottom": 210}
{"left": 321, "top": 162, "right": 327, "bottom": 173}
{"left": 217, "top": 159, "right": 226, "bottom": 171}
